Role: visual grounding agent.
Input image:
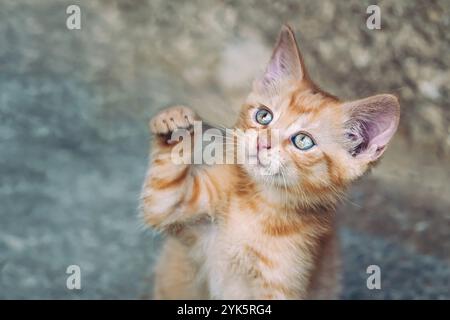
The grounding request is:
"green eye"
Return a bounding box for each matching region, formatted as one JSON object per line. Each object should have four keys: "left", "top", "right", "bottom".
{"left": 255, "top": 108, "right": 273, "bottom": 125}
{"left": 292, "top": 133, "right": 315, "bottom": 150}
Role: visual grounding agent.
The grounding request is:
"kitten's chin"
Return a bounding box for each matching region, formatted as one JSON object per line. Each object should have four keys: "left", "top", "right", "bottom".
{"left": 242, "top": 163, "right": 286, "bottom": 186}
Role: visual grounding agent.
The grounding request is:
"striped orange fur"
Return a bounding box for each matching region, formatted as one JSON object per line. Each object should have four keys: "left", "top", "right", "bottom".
{"left": 141, "top": 25, "right": 400, "bottom": 299}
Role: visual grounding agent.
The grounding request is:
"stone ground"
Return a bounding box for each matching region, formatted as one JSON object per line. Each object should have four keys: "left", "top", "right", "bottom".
{"left": 0, "top": 0, "right": 449, "bottom": 299}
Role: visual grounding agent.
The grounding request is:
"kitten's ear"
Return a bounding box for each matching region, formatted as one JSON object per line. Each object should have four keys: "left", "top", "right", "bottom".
{"left": 343, "top": 94, "right": 400, "bottom": 162}
{"left": 256, "top": 25, "right": 307, "bottom": 91}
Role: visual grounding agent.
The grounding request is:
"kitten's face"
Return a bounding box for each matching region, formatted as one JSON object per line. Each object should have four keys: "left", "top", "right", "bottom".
{"left": 237, "top": 86, "right": 346, "bottom": 191}
{"left": 236, "top": 25, "right": 400, "bottom": 201}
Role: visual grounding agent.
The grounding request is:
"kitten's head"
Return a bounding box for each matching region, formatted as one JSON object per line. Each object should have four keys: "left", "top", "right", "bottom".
{"left": 236, "top": 25, "right": 400, "bottom": 205}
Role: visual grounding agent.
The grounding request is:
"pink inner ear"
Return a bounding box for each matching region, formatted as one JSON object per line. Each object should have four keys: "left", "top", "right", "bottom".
{"left": 258, "top": 26, "right": 304, "bottom": 91}
{"left": 264, "top": 51, "right": 284, "bottom": 82}
{"left": 344, "top": 95, "right": 400, "bottom": 159}
{"left": 263, "top": 50, "right": 293, "bottom": 86}
{"left": 370, "top": 114, "right": 398, "bottom": 151}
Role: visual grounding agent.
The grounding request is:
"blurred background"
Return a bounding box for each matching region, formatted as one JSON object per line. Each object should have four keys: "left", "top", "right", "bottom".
{"left": 0, "top": 0, "right": 449, "bottom": 299}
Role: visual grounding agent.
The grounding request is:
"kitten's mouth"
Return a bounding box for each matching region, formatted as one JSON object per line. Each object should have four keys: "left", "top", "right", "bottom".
{"left": 257, "top": 154, "right": 271, "bottom": 168}
{"left": 248, "top": 153, "right": 270, "bottom": 168}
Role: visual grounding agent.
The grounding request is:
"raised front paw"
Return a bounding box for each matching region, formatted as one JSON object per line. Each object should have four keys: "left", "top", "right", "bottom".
{"left": 149, "top": 105, "right": 198, "bottom": 136}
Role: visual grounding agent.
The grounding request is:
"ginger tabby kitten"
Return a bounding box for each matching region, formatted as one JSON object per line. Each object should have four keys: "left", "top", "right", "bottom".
{"left": 141, "top": 25, "right": 400, "bottom": 299}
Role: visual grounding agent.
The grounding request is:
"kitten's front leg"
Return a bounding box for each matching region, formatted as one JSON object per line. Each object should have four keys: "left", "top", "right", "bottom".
{"left": 140, "top": 106, "right": 211, "bottom": 231}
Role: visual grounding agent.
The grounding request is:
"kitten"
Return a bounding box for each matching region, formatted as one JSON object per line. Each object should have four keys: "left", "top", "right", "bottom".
{"left": 140, "top": 25, "right": 400, "bottom": 299}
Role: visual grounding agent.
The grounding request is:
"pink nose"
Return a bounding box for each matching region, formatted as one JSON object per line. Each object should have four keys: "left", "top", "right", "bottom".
{"left": 257, "top": 135, "right": 271, "bottom": 150}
